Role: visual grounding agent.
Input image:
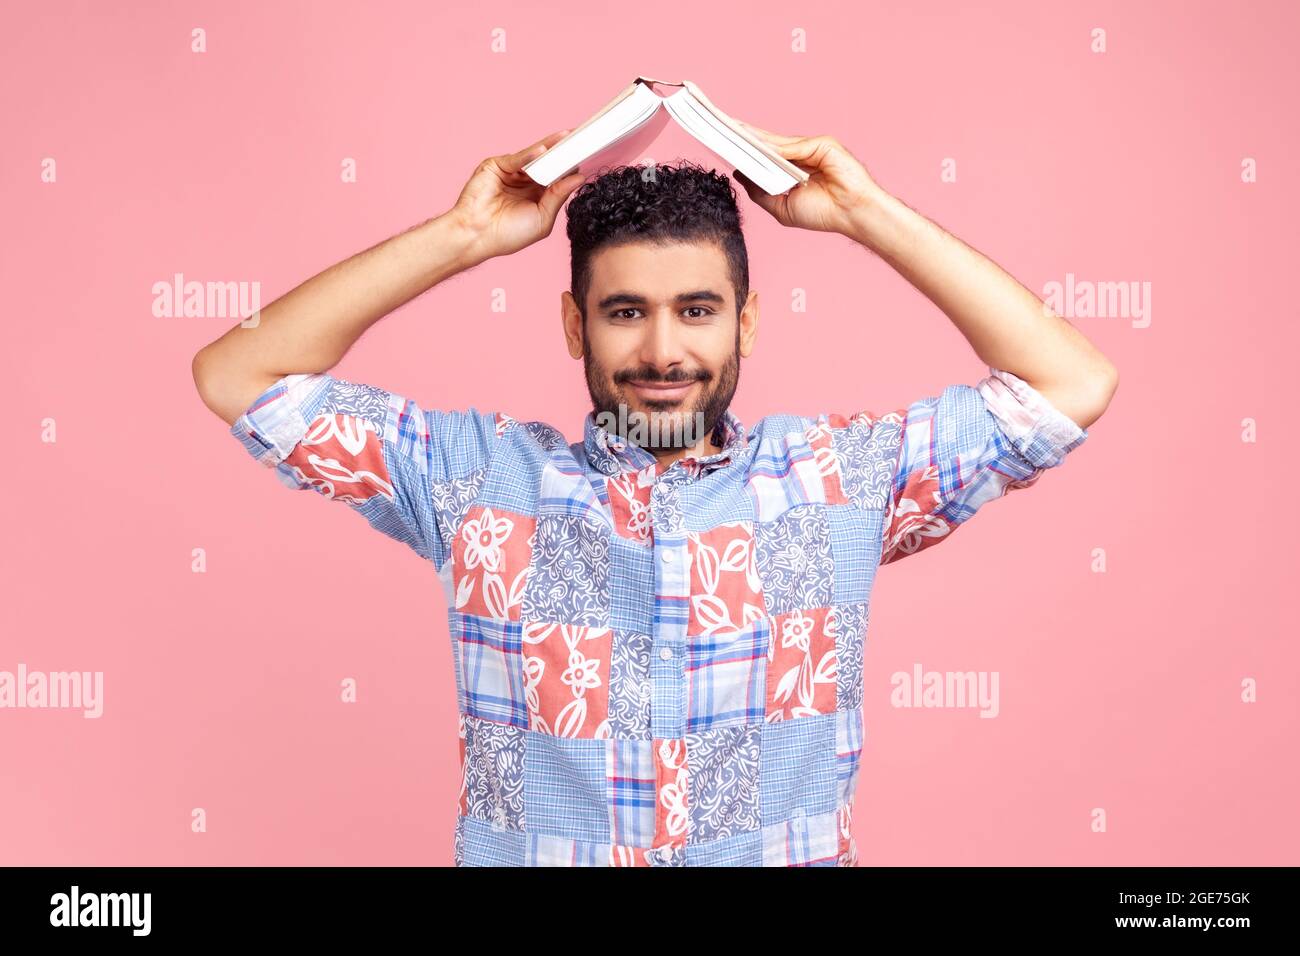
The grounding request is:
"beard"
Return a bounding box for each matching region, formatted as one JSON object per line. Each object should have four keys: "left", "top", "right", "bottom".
{"left": 583, "top": 327, "right": 741, "bottom": 454}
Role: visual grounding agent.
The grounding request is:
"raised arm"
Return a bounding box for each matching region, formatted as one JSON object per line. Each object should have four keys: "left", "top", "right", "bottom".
{"left": 842, "top": 189, "right": 1116, "bottom": 428}
{"left": 192, "top": 129, "right": 585, "bottom": 425}
{"left": 731, "top": 121, "right": 1119, "bottom": 428}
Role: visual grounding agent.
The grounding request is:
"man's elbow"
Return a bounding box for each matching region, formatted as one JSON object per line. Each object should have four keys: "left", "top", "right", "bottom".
{"left": 1035, "top": 360, "right": 1118, "bottom": 431}
{"left": 1071, "top": 361, "right": 1119, "bottom": 431}
{"left": 191, "top": 346, "right": 244, "bottom": 427}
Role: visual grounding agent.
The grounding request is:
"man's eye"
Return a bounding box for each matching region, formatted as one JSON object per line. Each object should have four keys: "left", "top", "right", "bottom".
{"left": 609, "top": 307, "right": 713, "bottom": 319}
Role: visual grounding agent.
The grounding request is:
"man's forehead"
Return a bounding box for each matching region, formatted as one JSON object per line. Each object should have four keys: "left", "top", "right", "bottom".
{"left": 589, "top": 239, "right": 730, "bottom": 293}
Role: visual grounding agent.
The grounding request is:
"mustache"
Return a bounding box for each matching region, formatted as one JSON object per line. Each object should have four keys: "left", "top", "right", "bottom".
{"left": 616, "top": 369, "right": 710, "bottom": 384}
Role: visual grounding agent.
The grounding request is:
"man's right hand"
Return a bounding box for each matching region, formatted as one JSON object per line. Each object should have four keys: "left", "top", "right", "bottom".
{"left": 450, "top": 130, "right": 587, "bottom": 264}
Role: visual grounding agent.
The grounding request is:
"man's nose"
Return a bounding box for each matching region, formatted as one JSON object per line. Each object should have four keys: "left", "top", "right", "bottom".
{"left": 638, "top": 310, "right": 687, "bottom": 373}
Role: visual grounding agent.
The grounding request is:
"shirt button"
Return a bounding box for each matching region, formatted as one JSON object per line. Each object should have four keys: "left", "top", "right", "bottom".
{"left": 659, "top": 647, "right": 674, "bottom": 661}
{"left": 661, "top": 550, "right": 674, "bottom": 563}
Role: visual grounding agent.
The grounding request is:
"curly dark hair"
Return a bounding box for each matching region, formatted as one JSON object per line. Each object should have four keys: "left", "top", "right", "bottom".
{"left": 564, "top": 160, "right": 749, "bottom": 321}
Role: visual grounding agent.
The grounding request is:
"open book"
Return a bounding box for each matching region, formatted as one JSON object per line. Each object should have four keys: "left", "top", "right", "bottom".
{"left": 522, "top": 76, "right": 811, "bottom": 196}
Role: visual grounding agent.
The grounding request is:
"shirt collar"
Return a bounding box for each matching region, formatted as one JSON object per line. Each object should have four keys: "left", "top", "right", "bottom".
{"left": 582, "top": 409, "right": 748, "bottom": 479}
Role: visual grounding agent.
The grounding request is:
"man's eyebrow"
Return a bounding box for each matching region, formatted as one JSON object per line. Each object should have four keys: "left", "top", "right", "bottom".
{"left": 596, "top": 290, "right": 727, "bottom": 310}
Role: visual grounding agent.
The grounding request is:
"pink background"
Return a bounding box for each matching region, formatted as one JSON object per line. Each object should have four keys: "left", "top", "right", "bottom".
{"left": 2, "top": 0, "right": 1296, "bottom": 865}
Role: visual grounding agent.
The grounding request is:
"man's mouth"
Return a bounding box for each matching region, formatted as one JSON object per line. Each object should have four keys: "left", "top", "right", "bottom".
{"left": 627, "top": 379, "right": 699, "bottom": 402}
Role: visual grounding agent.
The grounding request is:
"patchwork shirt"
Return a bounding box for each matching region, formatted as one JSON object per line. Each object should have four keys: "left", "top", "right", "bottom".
{"left": 230, "top": 366, "right": 1087, "bottom": 866}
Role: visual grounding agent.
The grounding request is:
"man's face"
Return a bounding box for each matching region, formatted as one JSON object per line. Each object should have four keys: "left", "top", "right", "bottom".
{"left": 563, "top": 239, "right": 758, "bottom": 454}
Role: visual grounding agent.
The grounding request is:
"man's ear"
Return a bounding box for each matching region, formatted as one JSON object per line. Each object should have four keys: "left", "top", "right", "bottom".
{"left": 561, "top": 290, "right": 584, "bottom": 359}
{"left": 739, "top": 289, "right": 759, "bottom": 358}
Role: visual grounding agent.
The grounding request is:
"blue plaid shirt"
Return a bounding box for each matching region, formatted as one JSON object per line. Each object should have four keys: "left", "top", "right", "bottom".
{"left": 230, "top": 366, "right": 1086, "bottom": 866}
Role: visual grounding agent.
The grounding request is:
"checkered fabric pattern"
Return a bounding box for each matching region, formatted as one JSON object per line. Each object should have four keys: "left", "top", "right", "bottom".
{"left": 230, "top": 366, "right": 1087, "bottom": 866}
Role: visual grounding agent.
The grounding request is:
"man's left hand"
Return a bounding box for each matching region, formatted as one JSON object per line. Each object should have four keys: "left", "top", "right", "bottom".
{"left": 731, "top": 120, "right": 883, "bottom": 238}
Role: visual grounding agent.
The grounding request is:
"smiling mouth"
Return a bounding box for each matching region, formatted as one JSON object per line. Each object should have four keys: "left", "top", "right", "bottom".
{"left": 627, "top": 379, "right": 699, "bottom": 401}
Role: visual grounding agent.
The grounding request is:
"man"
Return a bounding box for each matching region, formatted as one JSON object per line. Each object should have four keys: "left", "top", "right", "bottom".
{"left": 192, "top": 124, "right": 1118, "bottom": 867}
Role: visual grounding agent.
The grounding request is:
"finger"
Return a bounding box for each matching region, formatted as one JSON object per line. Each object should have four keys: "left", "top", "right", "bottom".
{"left": 536, "top": 127, "right": 574, "bottom": 150}
{"left": 495, "top": 141, "right": 551, "bottom": 177}
{"left": 499, "top": 129, "right": 573, "bottom": 174}
{"left": 757, "top": 135, "right": 829, "bottom": 167}
{"left": 736, "top": 121, "right": 828, "bottom": 169}
{"left": 537, "top": 170, "right": 586, "bottom": 223}
{"left": 735, "top": 119, "right": 805, "bottom": 145}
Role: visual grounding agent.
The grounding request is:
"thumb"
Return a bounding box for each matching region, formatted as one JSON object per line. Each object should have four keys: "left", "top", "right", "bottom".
{"left": 732, "top": 169, "right": 779, "bottom": 217}
{"left": 537, "top": 170, "right": 585, "bottom": 224}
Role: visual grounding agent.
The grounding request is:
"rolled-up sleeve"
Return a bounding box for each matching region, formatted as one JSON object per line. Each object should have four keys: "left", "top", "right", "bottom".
{"left": 230, "top": 372, "right": 500, "bottom": 569}
{"left": 879, "top": 367, "right": 1088, "bottom": 565}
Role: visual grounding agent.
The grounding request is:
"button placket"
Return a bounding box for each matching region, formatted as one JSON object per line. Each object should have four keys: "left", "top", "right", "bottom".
{"left": 649, "top": 522, "right": 690, "bottom": 739}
